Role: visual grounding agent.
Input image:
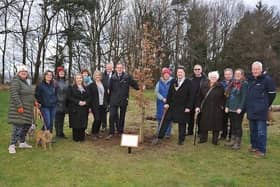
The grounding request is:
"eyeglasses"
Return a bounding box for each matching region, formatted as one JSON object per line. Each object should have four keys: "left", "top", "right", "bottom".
{"left": 194, "top": 69, "right": 201, "bottom": 71}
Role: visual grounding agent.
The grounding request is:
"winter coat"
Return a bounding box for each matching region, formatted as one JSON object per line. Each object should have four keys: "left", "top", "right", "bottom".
{"left": 8, "top": 76, "right": 35, "bottom": 125}
{"left": 54, "top": 78, "right": 69, "bottom": 112}
{"left": 87, "top": 81, "right": 108, "bottom": 121}
{"left": 165, "top": 78, "right": 194, "bottom": 124}
{"left": 246, "top": 73, "right": 276, "bottom": 121}
{"left": 102, "top": 71, "right": 114, "bottom": 104}
{"left": 190, "top": 74, "right": 207, "bottom": 109}
{"left": 109, "top": 72, "right": 139, "bottom": 106}
{"left": 66, "top": 84, "right": 90, "bottom": 129}
{"left": 226, "top": 80, "right": 248, "bottom": 112}
{"left": 35, "top": 81, "right": 57, "bottom": 108}
{"left": 196, "top": 81, "right": 226, "bottom": 131}
{"left": 155, "top": 77, "right": 174, "bottom": 120}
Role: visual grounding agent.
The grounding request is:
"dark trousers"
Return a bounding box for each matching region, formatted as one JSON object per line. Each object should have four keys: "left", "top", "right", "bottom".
{"left": 221, "top": 113, "right": 231, "bottom": 139}
{"left": 55, "top": 111, "right": 65, "bottom": 137}
{"left": 92, "top": 105, "right": 107, "bottom": 134}
{"left": 188, "top": 110, "right": 195, "bottom": 134}
{"left": 158, "top": 116, "right": 186, "bottom": 143}
{"left": 101, "top": 110, "right": 108, "bottom": 129}
{"left": 200, "top": 130, "right": 219, "bottom": 144}
{"left": 109, "top": 105, "right": 127, "bottom": 134}
{"left": 229, "top": 112, "right": 244, "bottom": 138}
{"left": 72, "top": 128, "right": 85, "bottom": 141}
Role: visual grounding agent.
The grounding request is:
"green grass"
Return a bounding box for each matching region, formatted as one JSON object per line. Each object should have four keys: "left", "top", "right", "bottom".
{"left": 1, "top": 90, "right": 280, "bottom": 187}
{"left": 273, "top": 91, "right": 280, "bottom": 105}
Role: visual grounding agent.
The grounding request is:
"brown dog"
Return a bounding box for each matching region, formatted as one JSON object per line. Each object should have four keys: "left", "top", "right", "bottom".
{"left": 35, "top": 130, "right": 53, "bottom": 150}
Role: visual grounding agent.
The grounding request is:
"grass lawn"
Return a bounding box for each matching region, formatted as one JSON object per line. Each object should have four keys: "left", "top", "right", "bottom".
{"left": 0, "top": 90, "right": 280, "bottom": 187}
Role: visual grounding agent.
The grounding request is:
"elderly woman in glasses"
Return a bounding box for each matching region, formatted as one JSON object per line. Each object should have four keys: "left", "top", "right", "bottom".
{"left": 195, "top": 71, "right": 226, "bottom": 145}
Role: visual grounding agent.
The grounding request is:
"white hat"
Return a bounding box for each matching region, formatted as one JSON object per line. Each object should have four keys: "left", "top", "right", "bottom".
{"left": 16, "top": 64, "right": 28, "bottom": 74}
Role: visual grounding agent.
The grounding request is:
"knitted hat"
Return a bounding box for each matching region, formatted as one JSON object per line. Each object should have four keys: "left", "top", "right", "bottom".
{"left": 16, "top": 64, "right": 28, "bottom": 74}
{"left": 56, "top": 66, "right": 65, "bottom": 74}
{"left": 161, "top": 67, "right": 171, "bottom": 75}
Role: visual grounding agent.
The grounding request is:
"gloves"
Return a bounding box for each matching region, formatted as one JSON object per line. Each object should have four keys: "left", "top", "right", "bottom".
{"left": 17, "top": 107, "right": 24, "bottom": 113}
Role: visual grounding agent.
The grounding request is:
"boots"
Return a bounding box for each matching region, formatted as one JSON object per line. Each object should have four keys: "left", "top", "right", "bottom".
{"left": 232, "top": 137, "right": 241, "bottom": 150}
{"left": 224, "top": 136, "right": 235, "bottom": 147}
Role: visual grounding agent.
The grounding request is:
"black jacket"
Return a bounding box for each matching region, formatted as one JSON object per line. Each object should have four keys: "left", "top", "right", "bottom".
{"left": 109, "top": 72, "right": 139, "bottom": 106}
{"left": 190, "top": 74, "right": 207, "bottom": 108}
{"left": 165, "top": 78, "right": 194, "bottom": 124}
{"left": 87, "top": 81, "right": 108, "bottom": 120}
{"left": 66, "top": 85, "right": 90, "bottom": 129}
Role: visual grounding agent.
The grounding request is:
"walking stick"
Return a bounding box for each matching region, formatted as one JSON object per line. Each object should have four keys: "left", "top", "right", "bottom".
{"left": 193, "top": 112, "right": 199, "bottom": 145}
{"left": 151, "top": 107, "right": 168, "bottom": 145}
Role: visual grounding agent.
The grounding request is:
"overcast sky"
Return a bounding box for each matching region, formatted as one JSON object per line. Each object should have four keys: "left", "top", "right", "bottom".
{"left": 244, "top": 0, "right": 280, "bottom": 8}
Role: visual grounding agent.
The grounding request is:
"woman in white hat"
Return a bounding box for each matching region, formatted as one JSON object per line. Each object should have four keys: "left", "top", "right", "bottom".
{"left": 8, "top": 64, "right": 35, "bottom": 154}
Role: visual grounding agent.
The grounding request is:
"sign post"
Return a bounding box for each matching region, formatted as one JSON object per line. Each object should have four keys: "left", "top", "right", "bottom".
{"left": 121, "top": 134, "right": 139, "bottom": 154}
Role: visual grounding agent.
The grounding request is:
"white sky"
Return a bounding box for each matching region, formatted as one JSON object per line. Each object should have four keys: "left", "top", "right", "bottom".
{"left": 244, "top": 0, "right": 280, "bottom": 8}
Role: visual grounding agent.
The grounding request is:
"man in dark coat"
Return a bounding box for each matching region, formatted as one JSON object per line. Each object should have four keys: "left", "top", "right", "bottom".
{"left": 154, "top": 66, "right": 194, "bottom": 145}
{"left": 246, "top": 61, "right": 276, "bottom": 157}
{"left": 106, "top": 63, "right": 139, "bottom": 140}
{"left": 188, "top": 64, "right": 207, "bottom": 136}
{"left": 101, "top": 63, "right": 114, "bottom": 131}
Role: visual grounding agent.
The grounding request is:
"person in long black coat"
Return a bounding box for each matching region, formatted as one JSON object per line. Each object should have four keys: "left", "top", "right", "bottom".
{"left": 195, "top": 71, "right": 226, "bottom": 145}
{"left": 67, "top": 74, "right": 91, "bottom": 142}
{"left": 156, "top": 66, "right": 194, "bottom": 145}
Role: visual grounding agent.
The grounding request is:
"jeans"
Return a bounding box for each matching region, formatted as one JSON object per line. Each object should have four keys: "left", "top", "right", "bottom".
{"left": 40, "top": 107, "right": 56, "bottom": 133}
{"left": 249, "top": 120, "right": 267, "bottom": 153}
{"left": 10, "top": 124, "right": 31, "bottom": 145}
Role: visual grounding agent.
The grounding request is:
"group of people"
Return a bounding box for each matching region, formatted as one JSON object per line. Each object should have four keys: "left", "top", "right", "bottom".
{"left": 8, "top": 62, "right": 139, "bottom": 154}
{"left": 7, "top": 60, "right": 276, "bottom": 158}
{"left": 154, "top": 61, "right": 276, "bottom": 158}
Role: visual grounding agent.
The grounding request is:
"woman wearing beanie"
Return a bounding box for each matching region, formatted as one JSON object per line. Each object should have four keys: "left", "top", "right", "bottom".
{"left": 155, "top": 67, "right": 174, "bottom": 138}
{"left": 54, "top": 66, "right": 69, "bottom": 138}
{"left": 8, "top": 64, "right": 35, "bottom": 154}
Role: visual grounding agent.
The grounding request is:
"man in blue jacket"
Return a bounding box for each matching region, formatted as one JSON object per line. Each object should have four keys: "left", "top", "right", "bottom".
{"left": 246, "top": 61, "right": 276, "bottom": 158}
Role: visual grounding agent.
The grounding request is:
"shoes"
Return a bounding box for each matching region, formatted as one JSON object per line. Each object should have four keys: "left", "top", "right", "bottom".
{"left": 254, "top": 151, "right": 265, "bottom": 158}
{"left": 248, "top": 147, "right": 257, "bottom": 153}
{"left": 212, "top": 141, "right": 219, "bottom": 145}
{"left": 165, "top": 135, "right": 171, "bottom": 139}
{"left": 100, "top": 127, "right": 106, "bottom": 132}
{"left": 57, "top": 134, "right": 67, "bottom": 139}
{"left": 92, "top": 135, "right": 98, "bottom": 141}
{"left": 105, "top": 134, "right": 113, "bottom": 140}
{"left": 19, "top": 142, "right": 32, "bottom": 149}
{"left": 186, "top": 132, "right": 193, "bottom": 136}
{"left": 198, "top": 140, "right": 207, "bottom": 144}
{"left": 177, "top": 141, "right": 184, "bottom": 145}
{"left": 85, "top": 131, "right": 91, "bottom": 136}
{"left": 8, "top": 144, "right": 16, "bottom": 154}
